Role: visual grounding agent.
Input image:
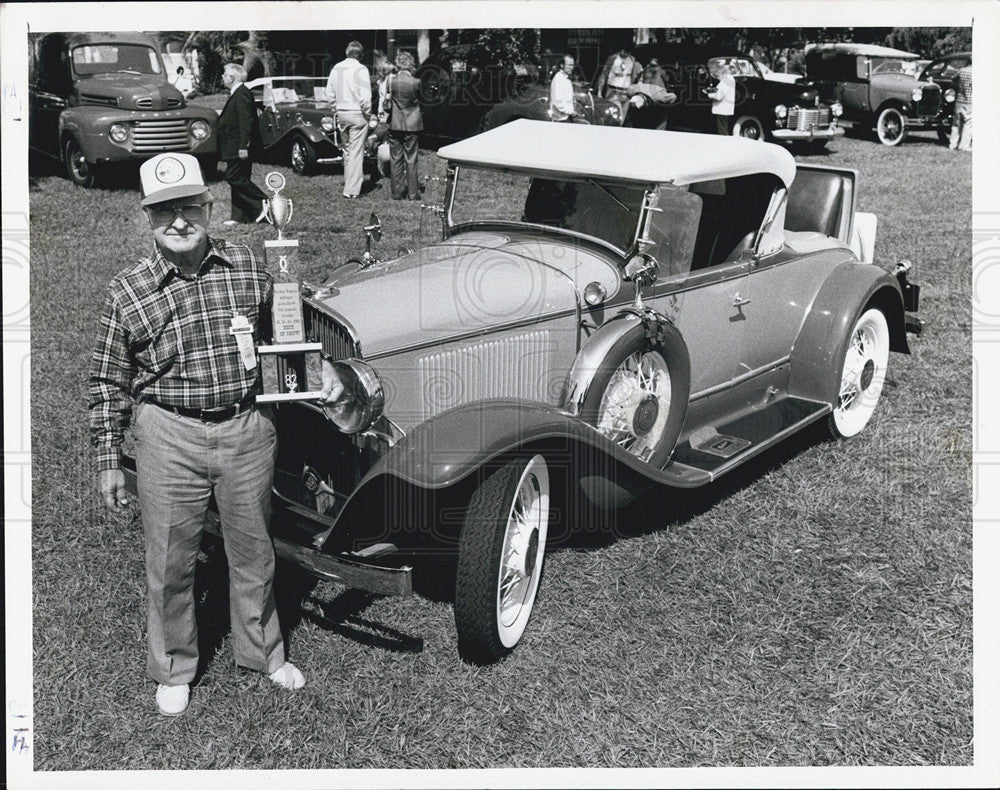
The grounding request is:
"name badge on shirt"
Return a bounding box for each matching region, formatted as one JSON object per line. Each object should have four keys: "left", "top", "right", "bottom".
{"left": 230, "top": 314, "right": 257, "bottom": 371}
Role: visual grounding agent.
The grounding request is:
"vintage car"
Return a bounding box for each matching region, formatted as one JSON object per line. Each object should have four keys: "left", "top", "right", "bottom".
{"left": 917, "top": 52, "right": 972, "bottom": 142}
{"left": 28, "top": 32, "right": 218, "bottom": 187}
{"left": 804, "top": 43, "right": 943, "bottom": 146}
{"left": 754, "top": 59, "right": 802, "bottom": 84}
{"left": 415, "top": 44, "right": 543, "bottom": 141}
{"left": 482, "top": 62, "right": 624, "bottom": 130}
{"left": 124, "top": 121, "right": 921, "bottom": 665}
{"left": 246, "top": 76, "right": 381, "bottom": 176}
{"left": 633, "top": 45, "right": 844, "bottom": 149}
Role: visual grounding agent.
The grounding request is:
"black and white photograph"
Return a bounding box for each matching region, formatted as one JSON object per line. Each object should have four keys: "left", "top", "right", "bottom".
{"left": 2, "top": 1, "right": 998, "bottom": 788}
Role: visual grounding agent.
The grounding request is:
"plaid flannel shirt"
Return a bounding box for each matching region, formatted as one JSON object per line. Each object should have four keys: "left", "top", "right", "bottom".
{"left": 89, "top": 239, "right": 273, "bottom": 471}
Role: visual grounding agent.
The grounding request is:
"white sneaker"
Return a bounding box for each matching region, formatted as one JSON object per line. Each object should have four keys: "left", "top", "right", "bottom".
{"left": 156, "top": 683, "right": 190, "bottom": 716}
{"left": 269, "top": 662, "right": 306, "bottom": 690}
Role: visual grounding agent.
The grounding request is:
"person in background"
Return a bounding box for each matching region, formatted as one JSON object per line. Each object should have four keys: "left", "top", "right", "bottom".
{"left": 596, "top": 45, "right": 643, "bottom": 114}
{"left": 89, "top": 153, "right": 306, "bottom": 717}
{"left": 216, "top": 63, "right": 267, "bottom": 225}
{"left": 624, "top": 57, "right": 677, "bottom": 129}
{"left": 704, "top": 59, "right": 736, "bottom": 136}
{"left": 326, "top": 40, "right": 372, "bottom": 198}
{"left": 549, "top": 54, "right": 578, "bottom": 122}
{"left": 949, "top": 63, "right": 972, "bottom": 152}
{"left": 386, "top": 50, "right": 424, "bottom": 201}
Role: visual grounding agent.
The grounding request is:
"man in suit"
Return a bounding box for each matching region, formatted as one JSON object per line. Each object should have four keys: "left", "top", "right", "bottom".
{"left": 386, "top": 50, "right": 424, "bottom": 201}
{"left": 217, "top": 63, "right": 267, "bottom": 225}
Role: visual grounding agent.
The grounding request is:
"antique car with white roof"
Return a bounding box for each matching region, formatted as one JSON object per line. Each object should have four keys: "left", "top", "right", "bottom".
{"left": 125, "top": 120, "right": 920, "bottom": 665}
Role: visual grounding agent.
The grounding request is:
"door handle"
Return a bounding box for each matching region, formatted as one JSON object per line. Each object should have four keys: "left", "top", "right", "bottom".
{"left": 733, "top": 293, "right": 752, "bottom": 308}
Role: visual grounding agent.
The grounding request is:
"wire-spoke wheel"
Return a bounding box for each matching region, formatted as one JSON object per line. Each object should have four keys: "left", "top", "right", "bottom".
{"left": 828, "top": 308, "right": 890, "bottom": 438}
{"left": 596, "top": 351, "right": 673, "bottom": 463}
{"left": 455, "top": 454, "right": 550, "bottom": 664}
{"left": 876, "top": 107, "right": 907, "bottom": 146}
{"left": 290, "top": 136, "right": 316, "bottom": 175}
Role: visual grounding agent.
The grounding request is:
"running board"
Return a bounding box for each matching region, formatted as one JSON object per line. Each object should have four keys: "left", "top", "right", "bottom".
{"left": 661, "top": 396, "right": 831, "bottom": 485}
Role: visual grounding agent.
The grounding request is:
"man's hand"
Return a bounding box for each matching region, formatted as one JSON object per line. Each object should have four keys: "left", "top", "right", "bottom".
{"left": 238, "top": 148, "right": 249, "bottom": 160}
{"left": 99, "top": 469, "right": 129, "bottom": 511}
{"left": 319, "top": 358, "right": 345, "bottom": 404}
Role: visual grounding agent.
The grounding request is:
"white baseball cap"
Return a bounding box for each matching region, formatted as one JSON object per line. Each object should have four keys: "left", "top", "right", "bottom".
{"left": 139, "top": 153, "right": 211, "bottom": 206}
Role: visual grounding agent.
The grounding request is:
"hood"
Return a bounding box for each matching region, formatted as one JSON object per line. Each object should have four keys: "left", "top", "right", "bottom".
{"left": 311, "top": 235, "right": 585, "bottom": 357}
{"left": 742, "top": 75, "right": 821, "bottom": 107}
{"left": 74, "top": 73, "right": 185, "bottom": 110}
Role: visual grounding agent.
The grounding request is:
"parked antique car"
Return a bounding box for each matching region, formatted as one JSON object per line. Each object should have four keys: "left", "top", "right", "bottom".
{"left": 28, "top": 32, "right": 218, "bottom": 187}
{"left": 754, "top": 59, "right": 802, "bottom": 84}
{"left": 632, "top": 45, "right": 844, "bottom": 149}
{"left": 246, "top": 76, "right": 381, "bottom": 176}
{"left": 124, "top": 121, "right": 921, "bottom": 665}
{"left": 482, "top": 62, "right": 624, "bottom": 130}
{"left": 415, "top": 44, "right": 542, "bottom": 141}
{"left": 804, "top": 43, "right": 943, "bottom": 146}
{"left": 917, "top": 52, "right": 972, "bottom": 143}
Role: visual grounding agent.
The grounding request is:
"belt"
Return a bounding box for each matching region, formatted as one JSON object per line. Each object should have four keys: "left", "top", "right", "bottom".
{"left": 155, "top": 394, "right": 256, "bottom": 422}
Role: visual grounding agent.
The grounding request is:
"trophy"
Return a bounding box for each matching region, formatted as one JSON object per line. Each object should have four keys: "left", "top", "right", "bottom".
{"left": 256, "top": 172, "right": 324, "bottom": 402}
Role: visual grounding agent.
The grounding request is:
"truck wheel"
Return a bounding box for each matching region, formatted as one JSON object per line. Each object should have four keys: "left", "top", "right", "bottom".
{"left": 64, "top": 137, "right": 98, "bottom": 188}
{"left": 875, "top": 107, "right": 907, "bottom": 146}
{"left": 826, "top": 308, "right": 890, "bottom": 438}
{"left": 290, "top": 136, "right": 316, "bottom": 175}
{"left": 733, "top": 115, "right": 765, "bottom": 140}
{"left": 455, "top": 454, "right": 550, "bottom": 664}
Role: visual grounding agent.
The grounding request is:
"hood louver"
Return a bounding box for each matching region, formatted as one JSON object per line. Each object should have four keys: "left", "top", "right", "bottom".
{"left": 80, "top": 94, "right": 119, "bottom": 108}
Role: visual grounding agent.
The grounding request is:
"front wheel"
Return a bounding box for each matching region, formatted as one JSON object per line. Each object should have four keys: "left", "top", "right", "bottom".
{"left": 290, "top": 135, "right": 316, "bottom": 175}
{"left": 826, "top": 308, "right": 890, "bottom": 438}
{"left": 876, "top": 107, "right": 906, "bottom": 146}
{"left": 64, "top": 136, "right": 98, "bottom": 188}
{"left": 455, "top": 455, "right": 550, "bottom": 664}
{"left": 733, "top": 115, "right": 765, "bottom": 140}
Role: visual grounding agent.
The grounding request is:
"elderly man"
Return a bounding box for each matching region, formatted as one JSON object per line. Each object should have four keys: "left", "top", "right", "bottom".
{"left": 89, "top": 153, "right": 305, "bottom": 717}
{"left": 326, "top": 40, "right": 373, "bottom": 198}
{"left": 549, "top": 54, "right": 577, "bottom": 122}
{"left": 216, "top": 63, "right": 267, "bottom": 224}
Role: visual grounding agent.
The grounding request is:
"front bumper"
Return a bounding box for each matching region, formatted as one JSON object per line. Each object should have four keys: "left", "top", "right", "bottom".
{"left": 121, "top": 455, "right": 412, "bottom": 597}
{"left": 771, "top": 124, "right": 845, "bottom": 141}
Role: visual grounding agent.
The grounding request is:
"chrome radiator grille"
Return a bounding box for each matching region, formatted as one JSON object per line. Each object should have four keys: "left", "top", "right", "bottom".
{"left": 131, "top": 119, "right": 190, "bottom": 151}
{"left": 304, "top": 304, "right": 360, "bottom": 361}
{"left": 418, "top": 330, "right": 553, "bottom": 421}
{"left": 787, "top": 108, "right": 832, "bottom": 130}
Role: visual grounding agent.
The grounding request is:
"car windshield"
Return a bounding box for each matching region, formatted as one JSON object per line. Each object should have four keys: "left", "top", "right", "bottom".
{"left": 707, "top": 56, "right": 760, "bottom": 78}
{"left": 71, "top": 44, "right": 162, "bottom": 76}
{"left": 258, "top": 79, "right": 328, "bottom": 104}
{"left": 871, "top": 58, "right": 919, "bottom": 76}
{"left": 449, "top": 167, "right": 645, "bottom": 252}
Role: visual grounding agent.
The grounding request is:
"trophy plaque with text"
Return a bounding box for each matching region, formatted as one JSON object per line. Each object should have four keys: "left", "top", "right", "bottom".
{"left": 257, "top": 172, "right": 324, "bottom": 402}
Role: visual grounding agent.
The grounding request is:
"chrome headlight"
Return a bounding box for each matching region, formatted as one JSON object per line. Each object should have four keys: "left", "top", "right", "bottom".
{"left": 190, "top": 120, "right": 210, "bottom": 140}
{"left": 831, "top": 101, "right": 843, "bottom": 117}
{"left": 911, "top": 87, "right": 923, "bottom": 102}
{"left": 584, "top": 281, "right": 607, "bottom": 306}
{"left": 322, "top": 359, "right": 385, "bottom": 434}
{"left": 109, "top": 123, "right": 129, "bottom": 143}
{"left": 944, "top": 88, "right": 956, "bottom": 103}
{"left": 774, "top": 104, "right": 788, "bottom": 119}
{"left": 321, "top": 115, "right": 336, "bottom": 132}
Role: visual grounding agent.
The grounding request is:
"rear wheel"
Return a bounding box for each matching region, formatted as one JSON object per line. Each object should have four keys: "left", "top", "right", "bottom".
{"left": 875, "top": 107, "right": 906, "bottom": 146}
{"left": 64, "top": 136, "right": 98, "bottom": 188}
{"left": 290, "top": 135, "right": 316, "bottom": 175}
{"left": 455, "top": 455, "right": 550, "bottom": 664}
{"left": 827, "top": 308, "right": 890, "bottom": 438}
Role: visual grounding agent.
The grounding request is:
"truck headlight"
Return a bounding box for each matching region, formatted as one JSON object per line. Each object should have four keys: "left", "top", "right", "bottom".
{"left": 831, "top": 101, "right": 843, "bottom": 117}
{"left": 774, "top": 104, "right": 788, "bottom": 119}
{"left": 109, "top": 123, "right": 129, "bottom": 143}
{"left": 911, "top": 87, "right": 923, "bottom": 102}
{"left": 191, "top": 120, "right": 210, "bottom": 140}
{"left": 321, "top": 115, "right": 336, "bottom": 132}
{"left": 944, "top": 88, "right": 956, "bottom": 103}
{"left": 322, "top": 359, "right": 385, "bottom": 434}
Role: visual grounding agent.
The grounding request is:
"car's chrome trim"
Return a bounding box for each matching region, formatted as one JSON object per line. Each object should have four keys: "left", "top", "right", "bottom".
{"left": 689, "top": 356, "right": 792, "bottom": 402}
{"left": 302, "top": 300, "right": 364, "bottom": 359}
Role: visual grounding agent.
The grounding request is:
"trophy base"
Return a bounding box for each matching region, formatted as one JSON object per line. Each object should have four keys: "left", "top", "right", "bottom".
{"left": 258, "top": 341, "right": 324, "bottom": 403}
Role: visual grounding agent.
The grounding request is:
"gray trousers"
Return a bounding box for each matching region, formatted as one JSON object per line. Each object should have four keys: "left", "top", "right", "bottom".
{"left": 337, "top": 111, "right": 369, "bottom": 197}
{"left": 135, "top": 402, "right": 284, "bottom": 685}
{"left": 388, "top": 130, "right": 421, "bottom": 199}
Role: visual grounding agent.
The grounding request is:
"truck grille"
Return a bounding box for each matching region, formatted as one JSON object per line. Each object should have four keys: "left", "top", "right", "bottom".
{"left": 304, "top": 304, "right": 360, "bottom": 361}
{"left": 132, "top": 119, "right": 190, "bottom": 152}
{"left": 917, "top": 88, "right": 942, "bottom": 116}
{"left": 787, "top": 107, "right": 832, "bottom": 130}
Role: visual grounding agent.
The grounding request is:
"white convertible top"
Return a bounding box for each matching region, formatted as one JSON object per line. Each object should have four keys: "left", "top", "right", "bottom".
{"left": 437, "top": 120, "right": 797, "bottom": 188}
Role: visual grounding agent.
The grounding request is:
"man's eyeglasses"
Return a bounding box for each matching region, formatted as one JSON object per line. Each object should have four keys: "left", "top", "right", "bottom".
{"left": 146, "top": 203, "right": 211, "bottom": 226}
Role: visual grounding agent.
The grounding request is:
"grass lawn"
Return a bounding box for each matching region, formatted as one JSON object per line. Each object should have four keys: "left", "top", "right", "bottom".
{"left": 28, "top": 127, "right": 972, "bottom": 770}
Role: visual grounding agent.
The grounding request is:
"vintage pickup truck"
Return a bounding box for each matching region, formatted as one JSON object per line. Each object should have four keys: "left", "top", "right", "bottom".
{"left": 29, "top": 32, "right": 218, "bottom": 186}
{"left": 125, "top": 121, "right": 921, "bottom": 665}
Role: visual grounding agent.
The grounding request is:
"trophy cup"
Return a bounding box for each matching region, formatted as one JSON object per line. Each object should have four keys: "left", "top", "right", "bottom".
{"left": 256, "top": 172, "right": 324, "bottom": 402}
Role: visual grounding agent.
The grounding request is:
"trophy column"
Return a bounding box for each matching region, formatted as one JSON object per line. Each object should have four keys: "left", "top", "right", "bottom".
{"left": 257, "top": 172, "right": 324, "bottom": 402}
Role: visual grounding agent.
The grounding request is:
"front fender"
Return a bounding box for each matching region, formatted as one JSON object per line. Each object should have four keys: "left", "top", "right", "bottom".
{"left": 788, "top": 262, "right": 908, "bottom": 405}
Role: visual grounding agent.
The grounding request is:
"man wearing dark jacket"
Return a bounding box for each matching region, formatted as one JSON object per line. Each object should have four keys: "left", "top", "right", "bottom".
{"left": 217, "top": 63, "right": 267, "bottom": 225}
{"left": 386, "top": 51, "right": 424, "bottom": 201}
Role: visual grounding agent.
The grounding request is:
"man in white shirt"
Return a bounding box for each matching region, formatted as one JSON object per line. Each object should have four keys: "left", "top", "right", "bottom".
{"left": 549, "top": 54, "right": 577, "bottom": 122}
{"left": 326, "top": 40, "right": 372, "bottom": 198}
{"left": 704, "top": 60, "right": 736, "bottom": 135}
